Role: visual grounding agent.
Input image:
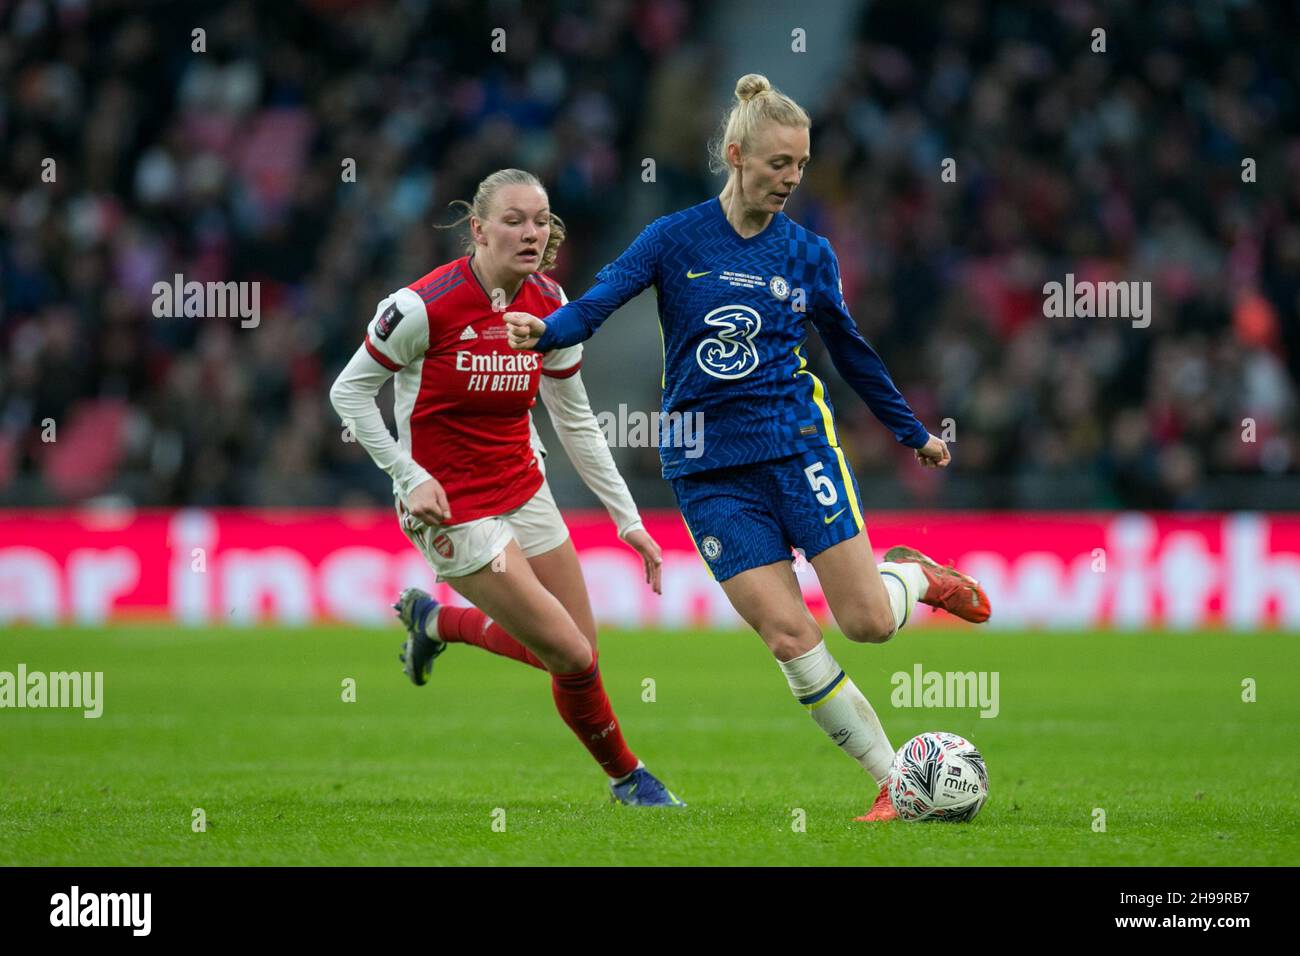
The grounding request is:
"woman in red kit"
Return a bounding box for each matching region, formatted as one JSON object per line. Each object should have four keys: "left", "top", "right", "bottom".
{"left": 329, "top": 169, "right": 684, "bottom": 807}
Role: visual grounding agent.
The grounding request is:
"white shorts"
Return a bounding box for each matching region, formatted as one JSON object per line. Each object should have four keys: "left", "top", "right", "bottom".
{"left": 397, "top": 480, "right": 570, "bottom": 581}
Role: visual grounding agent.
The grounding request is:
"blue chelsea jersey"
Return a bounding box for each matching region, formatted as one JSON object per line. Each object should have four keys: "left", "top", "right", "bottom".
{"left": 535, "top": 198, "right": 930, "bottom": 478}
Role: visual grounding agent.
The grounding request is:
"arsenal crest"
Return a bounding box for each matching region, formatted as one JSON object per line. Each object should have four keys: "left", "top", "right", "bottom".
{"left": 432, "top": 533, "right": 454, "bottom": 558}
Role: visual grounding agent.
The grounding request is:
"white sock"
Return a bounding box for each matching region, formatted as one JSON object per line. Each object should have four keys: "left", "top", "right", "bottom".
{"left": 611, "top": 760, "right": 644, "bottom": 784}
{"left": 779, "top": 641, "right": 895, "bottom": 787}
{"left": 419, "top": 602, "right": 442, "bottom": 640}
{"left": 878, "top": 561, "right": 927, "bottom": 631}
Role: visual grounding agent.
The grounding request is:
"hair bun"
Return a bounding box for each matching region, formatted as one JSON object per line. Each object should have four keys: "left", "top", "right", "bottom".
{"left": 735, "top": 73, "right": 771, "bottom": 102}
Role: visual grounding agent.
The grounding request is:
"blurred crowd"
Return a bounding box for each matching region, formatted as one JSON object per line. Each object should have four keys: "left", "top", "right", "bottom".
{"left": 1, "top": 0, "right": 1297, "bottom": 511}
{"left": 804, "top": 0, "right": 1300, "bottom": 509}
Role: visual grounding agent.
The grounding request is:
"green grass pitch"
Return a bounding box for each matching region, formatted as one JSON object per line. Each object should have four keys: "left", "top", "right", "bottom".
{"left": 1, "top": 623, "right": 1296, "bottom": 866}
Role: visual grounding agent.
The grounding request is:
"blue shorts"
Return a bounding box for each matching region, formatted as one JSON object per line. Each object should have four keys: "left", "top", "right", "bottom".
{"left": 669, "top": 445, "right": 866, "bottom": 582}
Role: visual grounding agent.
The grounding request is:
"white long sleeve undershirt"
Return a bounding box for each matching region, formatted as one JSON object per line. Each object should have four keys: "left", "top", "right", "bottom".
{"left": 328, "top": 345, "right": 433, "bottom": 501}
{"left": 536, "top": 369, "right": 643, "bottom": 539}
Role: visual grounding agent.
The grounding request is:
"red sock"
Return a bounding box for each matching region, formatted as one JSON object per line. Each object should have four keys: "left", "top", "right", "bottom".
{"left": 551, "top": 656, "right": 639, "bottom": 778}
{"left": 436, "top": 606, "right": 546, "bottom": 670}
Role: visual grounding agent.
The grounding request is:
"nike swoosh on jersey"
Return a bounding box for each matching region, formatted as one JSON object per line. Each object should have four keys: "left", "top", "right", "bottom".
{"left": 824, "top": 508, "right": 847, "bottom": 524}
{"left": 686, "top": 269, "right": 712, "bottom": 279}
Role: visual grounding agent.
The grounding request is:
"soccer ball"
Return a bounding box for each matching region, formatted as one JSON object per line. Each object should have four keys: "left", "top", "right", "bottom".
{"left": 888, "top": 731, "right": 989, "bottom": 822}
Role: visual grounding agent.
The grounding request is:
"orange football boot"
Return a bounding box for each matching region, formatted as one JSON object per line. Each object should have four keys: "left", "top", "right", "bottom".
{"left": 854, "top": 783, "right": 899, "bottom": 822}
{"left": 884, "top": 545, "right": 991, "bottom": 624}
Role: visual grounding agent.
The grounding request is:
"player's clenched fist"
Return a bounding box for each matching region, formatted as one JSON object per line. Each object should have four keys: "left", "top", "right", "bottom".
{"left": 505, "top": 311, "right": 546, "bottom": 349}
{"left": 914, "top": 434, "right": 952, "bottom": 469}
{"left": 405, "top": 477, "right": 452, "bottom": 525}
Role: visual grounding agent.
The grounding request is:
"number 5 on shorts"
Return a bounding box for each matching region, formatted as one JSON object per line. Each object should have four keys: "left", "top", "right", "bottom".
{"left": 804, "top": 461, "right": 838, "bottom": 506}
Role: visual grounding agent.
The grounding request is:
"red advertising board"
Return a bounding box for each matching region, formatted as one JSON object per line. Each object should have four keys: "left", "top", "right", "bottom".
{"left": 1, "top": 509, "right": 1298, "bottom": 629}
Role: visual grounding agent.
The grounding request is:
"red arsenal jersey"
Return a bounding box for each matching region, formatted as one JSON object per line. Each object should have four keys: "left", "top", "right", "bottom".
{"left": 361, "top": 256, "right": 581, "bottom": 524}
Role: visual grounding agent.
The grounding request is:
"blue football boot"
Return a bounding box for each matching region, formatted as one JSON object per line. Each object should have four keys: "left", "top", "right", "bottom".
{"left": 393, "top": 587, "right": 446, "bottom": 686}
{"left": 610, "top": 767, "right": 686, "bottom": 808}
